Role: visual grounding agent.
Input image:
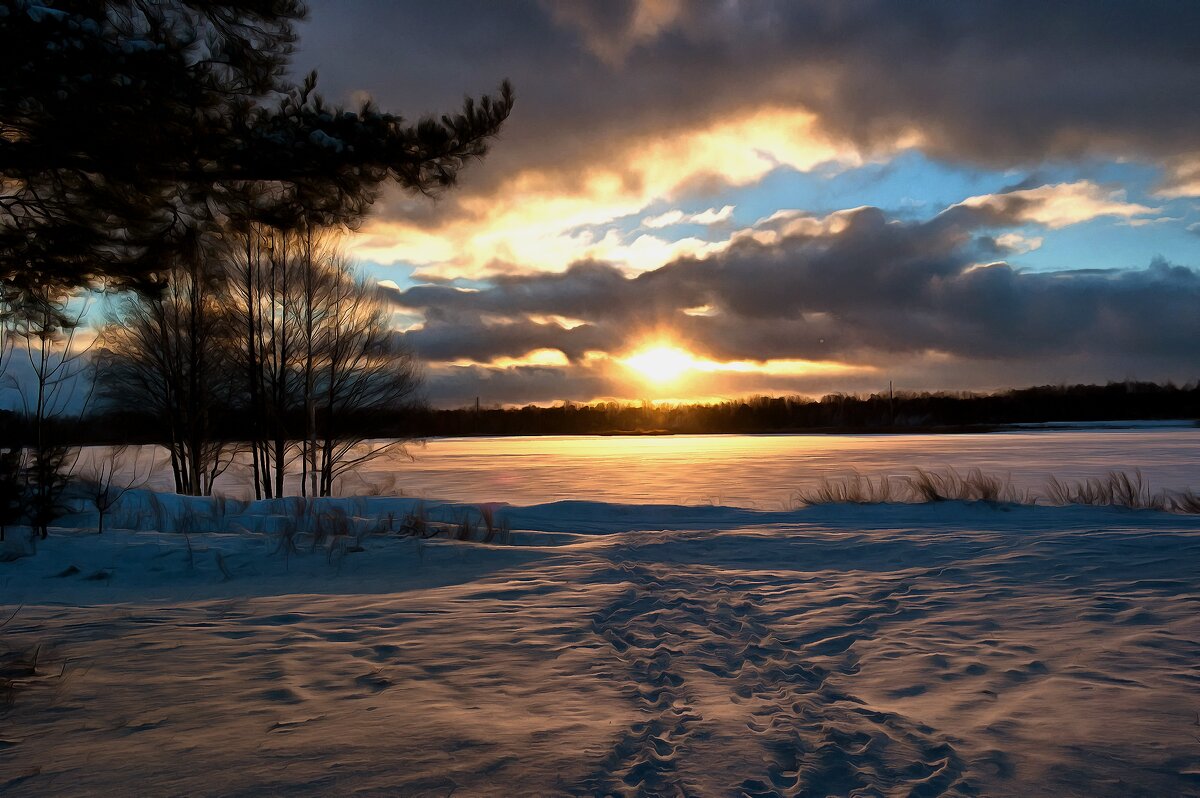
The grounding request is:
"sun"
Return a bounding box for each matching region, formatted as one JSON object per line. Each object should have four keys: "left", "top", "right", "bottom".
{"left": 623, "top": 345, "right": 696, "bottom": 384}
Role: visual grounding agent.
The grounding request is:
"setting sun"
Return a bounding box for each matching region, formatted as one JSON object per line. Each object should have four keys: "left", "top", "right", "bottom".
{"left": 623, "top": 345, "right": 696, "bottom": 383}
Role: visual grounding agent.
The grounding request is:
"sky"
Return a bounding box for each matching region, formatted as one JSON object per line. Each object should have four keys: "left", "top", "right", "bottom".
{"left": 295, "top": 1, "right": 1200, "bottom": 408}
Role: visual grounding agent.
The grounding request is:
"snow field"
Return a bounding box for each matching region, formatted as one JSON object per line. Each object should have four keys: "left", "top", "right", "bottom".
{"left": 2, "top": 496, "right": 1199, "bottom": 795}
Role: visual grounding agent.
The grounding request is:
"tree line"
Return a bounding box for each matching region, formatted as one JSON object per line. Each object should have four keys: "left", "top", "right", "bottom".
{"left": 400, "top": 382, "right": 1197, "bottom": 436}
{"left": 403, "top": 382, "right": 1196, "bottom": 436}
{"left": 15, "top": 380, "right": 1199, "bottom": 450}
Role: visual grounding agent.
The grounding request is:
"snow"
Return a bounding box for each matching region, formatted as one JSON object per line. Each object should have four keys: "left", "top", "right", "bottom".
{"left": 1003, "top": 419, "right": 1198, "bottom": 431}
{"left": 78, "top": 427, "right": 1200, "bottom": 507}
{"left": 2, "top": 496, "right": 1200, "bottom": 795}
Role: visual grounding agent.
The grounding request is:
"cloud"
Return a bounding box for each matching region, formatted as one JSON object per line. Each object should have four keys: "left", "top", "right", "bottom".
{"left": 385, "top": 197, "right": 1200, "bottom": 404}
{"left": 951, "top": 181, "right": 1157, "bottom": 229}
{"left": 300, "top": 2, "right": 1200, "bottom": 187}
{"left": 643, "top": 205, "right": 735, "bottom": 228}
{"left": 992, "top": 233, "right": 1043, "bottom": 254}
{"left": 1120, "top": 216, "right": 1178, "bottom": 228}
{"left": 295, "top": 2, "right": 1200, "bottom": 282}
{"left": 1156, "top": 158, "right": 1200, "bottom": 198}
{"left": 290, "top": 2, "right": 1200, "bottom": 404}
{"left": 543, "top": 0, "right": 687, "bottom": 66}
{"left": 347, "top": 107, "right": 885, "bottom": 278}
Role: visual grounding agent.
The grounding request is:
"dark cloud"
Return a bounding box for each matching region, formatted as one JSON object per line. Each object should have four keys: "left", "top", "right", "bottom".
{"left": 422, "top": 362, "right": 612, "bottom": 408}
{"left": 298, "top": 0, "right": 1200, "bottom": 218}
{"left": 421, "top": 348, "right": 1196, "bottom": 408}
{"left": 293, "top": 2, "right": 1200, "bottom": 404}
{"left": 390, "top": 204, "right": 1200, "bottom": 397}
{"left": 400, "top": 316, "right": 610, "bottom": 363}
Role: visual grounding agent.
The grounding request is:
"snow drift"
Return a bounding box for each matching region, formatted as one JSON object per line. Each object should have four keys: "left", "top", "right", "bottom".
{"left": 2, "top": 496, "right": 1199, "bottom": 796}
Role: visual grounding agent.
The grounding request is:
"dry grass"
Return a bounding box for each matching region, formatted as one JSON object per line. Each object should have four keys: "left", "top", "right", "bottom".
{"left": 798, "top": 473, "right": 900, "bottom": 505}
{"left": 906, "top": 467, "right": 1035, "bottom": 503}
{"left": 0, "top": 606, "right": 21, "bottom": 709}
{"left": 1169, "top": 490, "right": 1200, "bottom": 514}
{"left": 272, "top": 517, "right": 300, "bottom": 560}
{"left": 0, "top": 608, "right": 66, "bottom": 715}
{"left": 798, "top": 468, "right": 1033, "bottom": 506}
{"left": 0, "top": 643, "right": 40, "bottom": 712}
{"left": 312, "top": 505, "right": 351, "bottom": 551}
{"left": 399, "top": 502, "right": 432, "bottom": 538}
{"left": 394, "top": 502, "right": 512, "bottom": 544}
{"left": 798, "top": 467, "right": 1191, "bottom": 512}
{"left": 478, "top": 504, "right": 512, "bottom": 544}
{"left": 363, "top": 474, "right": 399, "bottom": 497}
{"left": 1044, "top": 470, "right": 1169, "bottom": 511}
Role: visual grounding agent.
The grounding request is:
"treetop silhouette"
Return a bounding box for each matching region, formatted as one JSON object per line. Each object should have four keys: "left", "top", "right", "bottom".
{"left": 0, "top": 0, "right": 513, "bottom": 295}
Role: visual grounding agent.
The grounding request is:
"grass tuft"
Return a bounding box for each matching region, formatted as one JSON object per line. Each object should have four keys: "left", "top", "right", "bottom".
{"left": 799, "top": 467, "right": 1032, "bottom": 506}
{"left": 1044, "top": 470, "right": 1168, "bottom": 510}
{"left": 797, "top": 467, "right": 1191, "bottom": 511}
{"left": 399, "top": 502, "right": 431, "bottom": 538}
{"left": 478, "top": 504, "right": 511, "bottom": 544}
{"left": 1169, "top": 490, "right": 1200, "bottom": 514}
{"left": 797, "top": 473, "right": 899, "bottom": 504}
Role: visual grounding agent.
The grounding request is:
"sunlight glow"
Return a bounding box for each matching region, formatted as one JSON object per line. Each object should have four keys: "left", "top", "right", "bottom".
{"left": 622, "top": 342, "right": 872, "bottom": 388}
{"left": 348, "top": 108, "right": 921, "bottom": 280}
{"left": 450, "top": 348, "right": 571, "bottom": 369}
{"left": 624, "top": 345, "right": 696, "bottom": 383}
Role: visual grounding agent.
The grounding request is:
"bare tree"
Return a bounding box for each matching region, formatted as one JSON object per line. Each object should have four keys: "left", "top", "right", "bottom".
{"left": 0, "top": 289, "right": 17, "bottom": 541}
{"left": 293, "top": 227, "right": 337, "bottom": 498}
{"left": 225, "top": 224, "right": 304, "bottom": 499}
{"left": 0, "top": 448, "right": 20, "bottom": 542}
{"left": 101, "top": 223, "right": 421, "bottom": 500}
{"left": 312, "top": 262, "right": 421, "bottom": 496}
{"left": 75, "top": 446, "right": 158, "bottom": 534}
{"left": 98, "top": 245, "right": 236, "bottom": 496}
{"left": 225, "top": 228, "right": 421, "bottom": 497}
{"left": 5, "top": 287, "right": 93, "bottom": 538}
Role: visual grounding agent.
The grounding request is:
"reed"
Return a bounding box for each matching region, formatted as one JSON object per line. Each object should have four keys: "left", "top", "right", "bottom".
{"left": 799, "top": 467, "right": 1192, "bottom": 513}
{"left": 1169, "top": 490, "right": 1200, "bottom": 514}
{"left": 1044, "top": 470, "right": 1168, "bottom": 510}
{"left": 797, "top": 472, "right": 899, "bottom": 505}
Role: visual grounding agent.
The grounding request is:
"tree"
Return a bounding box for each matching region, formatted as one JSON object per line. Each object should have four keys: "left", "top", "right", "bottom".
{"left": 101, "top": 230, "right": 422, "bottom": 499}
{"left": 0, "top": 447, "right": 21, "bottom": 541}
{"left": 309, "top": 258, "right": 421, "bottom": 496}
{"left": 97, "top": 241, "right": 236, "bottom": 496}
{"left": 1, "top": 0, "right": 300, "bottom": 295}
{"left": 4, "top": 285, "right": 92, "bottom": 537}
{"left": 1, "top": 1, "right": 513, "bottom": 296}
{"left": 3, "top": 1, "right": 511, "bottom": 520}
{"left": 76, "top": 445, "right": 157, "bottom": 534}
{"left": 224, "top": 229, "right": 421, "bottom": 498}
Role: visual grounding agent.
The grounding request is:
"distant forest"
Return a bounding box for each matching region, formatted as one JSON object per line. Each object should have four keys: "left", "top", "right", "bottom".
{"left": 16, "top": 380, "right": 1198, "bottom": 445}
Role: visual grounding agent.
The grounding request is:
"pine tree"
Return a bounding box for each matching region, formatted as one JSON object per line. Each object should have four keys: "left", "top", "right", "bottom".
{"left": 0, "top": 1, "right": 513, "bottom": 295}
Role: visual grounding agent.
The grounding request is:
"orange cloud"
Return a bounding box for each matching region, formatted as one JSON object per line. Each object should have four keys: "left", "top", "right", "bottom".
{"left": 1155, "top": 157, "right": 1200, "bottom": 198}
{"left": 349, "top": 108, "right": 917, "bottom": 279}
{"left": 954, "top": 181, "right": 1157, "bottom": 228}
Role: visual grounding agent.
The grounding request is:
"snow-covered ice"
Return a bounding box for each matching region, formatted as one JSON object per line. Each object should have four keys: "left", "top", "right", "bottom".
{"left": 77, "top": 427, "right": 1200, "bottom": 508}
{"left": 2, "top": 494, "right": 1200, "bottom": 795}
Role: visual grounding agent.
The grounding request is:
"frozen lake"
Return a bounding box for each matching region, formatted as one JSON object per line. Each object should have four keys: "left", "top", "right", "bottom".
{"left": 111, "top": 424, "right": 1200, "bottom": 508}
